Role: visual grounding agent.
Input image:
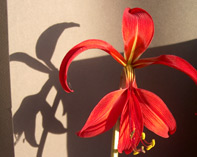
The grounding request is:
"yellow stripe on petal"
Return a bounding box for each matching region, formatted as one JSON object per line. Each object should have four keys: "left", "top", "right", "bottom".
{"left": 128, "top": 22, "right": 138, "bottom": 64}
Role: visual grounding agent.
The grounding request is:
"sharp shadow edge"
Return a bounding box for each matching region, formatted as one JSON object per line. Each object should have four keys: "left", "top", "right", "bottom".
{"left": 11, "top": 22, "right": 79, "bottom": 157}
{"left": 11, "top": 36, "right": 197, "bottom": 157}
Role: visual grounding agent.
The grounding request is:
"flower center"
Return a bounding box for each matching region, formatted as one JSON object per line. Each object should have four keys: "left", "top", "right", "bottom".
{"left": 132, "top": 132, "right": 156, "bottom": 155}
{"left": 126, "top": 65, "right": 134, "bottom": 82}
{"left": 120, "top": 65, "right": 136, "bottom": 89}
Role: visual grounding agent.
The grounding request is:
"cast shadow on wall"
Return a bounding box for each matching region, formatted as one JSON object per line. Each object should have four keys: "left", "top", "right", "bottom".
{"left": 10, "top": 22, "right": 81, "bottom": 157}
{"left": 10, "top": 26, "right": 197, "bottom": 157}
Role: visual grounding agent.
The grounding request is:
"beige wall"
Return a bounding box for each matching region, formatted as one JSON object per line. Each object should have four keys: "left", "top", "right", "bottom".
{"left": 6, "top": 0, "right": 197, "bottom": 157}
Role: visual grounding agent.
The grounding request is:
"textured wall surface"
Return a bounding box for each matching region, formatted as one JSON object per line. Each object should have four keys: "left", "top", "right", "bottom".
{"left": 6, "top": 0, "right": 197, "bottom": 156}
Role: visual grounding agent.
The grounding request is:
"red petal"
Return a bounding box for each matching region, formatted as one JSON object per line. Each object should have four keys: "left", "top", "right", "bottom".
{"left": 135, "top": 88, "right": 176, "bottom": 138}
{"left": 77, "top": 89, "right": 128, "bottom": 138}
{"left": 122, "top": 8, "right": 154, "bottom": 63}
{"left": 118, "top": 89, "right": 143, "bottom": 154}
{"left": 134, "top": 55, "right": 197, "bottom": 85}
{"left": 59, "top": 39, "right": 126, "bottom": 92}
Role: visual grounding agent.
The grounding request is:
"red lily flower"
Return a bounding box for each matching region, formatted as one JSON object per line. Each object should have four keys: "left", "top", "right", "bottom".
{"left": 59, "top": 8, "right": 197, "bottom": 155}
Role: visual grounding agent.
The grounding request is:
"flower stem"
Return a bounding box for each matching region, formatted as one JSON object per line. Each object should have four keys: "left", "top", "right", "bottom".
{"left": 111, "top": 120, "right": 120, "bottom": 157}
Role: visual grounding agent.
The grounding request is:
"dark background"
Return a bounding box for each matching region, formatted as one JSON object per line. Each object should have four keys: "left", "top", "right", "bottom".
{"left": 11, "top": 39, "right": 197, "bottom": 157}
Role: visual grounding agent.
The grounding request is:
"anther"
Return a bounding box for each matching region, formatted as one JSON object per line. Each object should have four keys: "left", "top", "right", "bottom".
{"left": 133, "top": 146, "right": 146, "bottom": 155}
{"left": 133, "top": 150, "right": 140, "bottom": 155}
{"left": 132, "top": 132, "right": 156, "bottom": 155}
{"left": 141, "top": 132, "right": 145, "bottom": 140}
{"left": 146, "top": 139, "right": 155, "bottom": 151}
{"left": 141, "top": 132, "right": 156, "bottom": 151}
{"left": 141, "top": 146, "right": 146, "bottom": 154}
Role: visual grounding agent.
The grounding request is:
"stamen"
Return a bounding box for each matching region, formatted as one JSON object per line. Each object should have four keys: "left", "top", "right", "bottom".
{"left": 146, "top": 139, "right": 155, "bottom": 151}
{"left": 133, "top": 150, "right": 140, "bottom": 155}
{"left": 141, "top": 132, "right": 145, "bottom": 140}
{"left": 133, "top": 146, "right": 146, "bottom": 155}
{"left": 146, "top": 145, "right": 152, "bottom": 150}
{"left": 132, "top": 132, "right": 156, "bottom": 155}
{"left": 141, "top": 132, "right": 156, "bottom": 151}
{"left": 141, "top": 146, "right": 146, "bottom": 154}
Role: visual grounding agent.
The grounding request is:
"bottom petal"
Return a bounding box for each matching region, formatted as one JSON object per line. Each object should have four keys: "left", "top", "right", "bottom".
{"left": 135, "top": 88, "right": 176, "bottom": 138}
{"left": 77, "top": 88, "right": 128, "bottom": 137}
{"left": 118, "top": 89, "right": 143, "bottom": 154}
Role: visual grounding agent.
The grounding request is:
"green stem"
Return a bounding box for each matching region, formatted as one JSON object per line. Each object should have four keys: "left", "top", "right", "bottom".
{"left": 111, "top": 120, "right": 120, "bottom": 157}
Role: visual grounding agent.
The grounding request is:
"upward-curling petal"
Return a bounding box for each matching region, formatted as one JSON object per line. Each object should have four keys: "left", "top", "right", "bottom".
{"left": 59, "top": 39, "right": 126, "bottom": 93}
{"left": 122, "top": 8, "right": 154, "bottom": 63}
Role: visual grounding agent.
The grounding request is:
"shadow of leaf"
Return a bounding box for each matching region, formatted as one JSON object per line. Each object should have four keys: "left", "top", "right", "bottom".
{"left": 11, "top": 22, "right": 80, "bottom": 157}
{"left": 13, "top": 94, "right": 41, "bottom": 147}
{"left": 10, "top": 52, "right": 51, "bottom": 73}
{"left": 13, "top": 92, "right": 67, "bottom": 147}
{"left": 36, "top": 22, "right": 80, "bottom": 68}
{"left": 40, "top": 102, "right": 67, "bottom": 134}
